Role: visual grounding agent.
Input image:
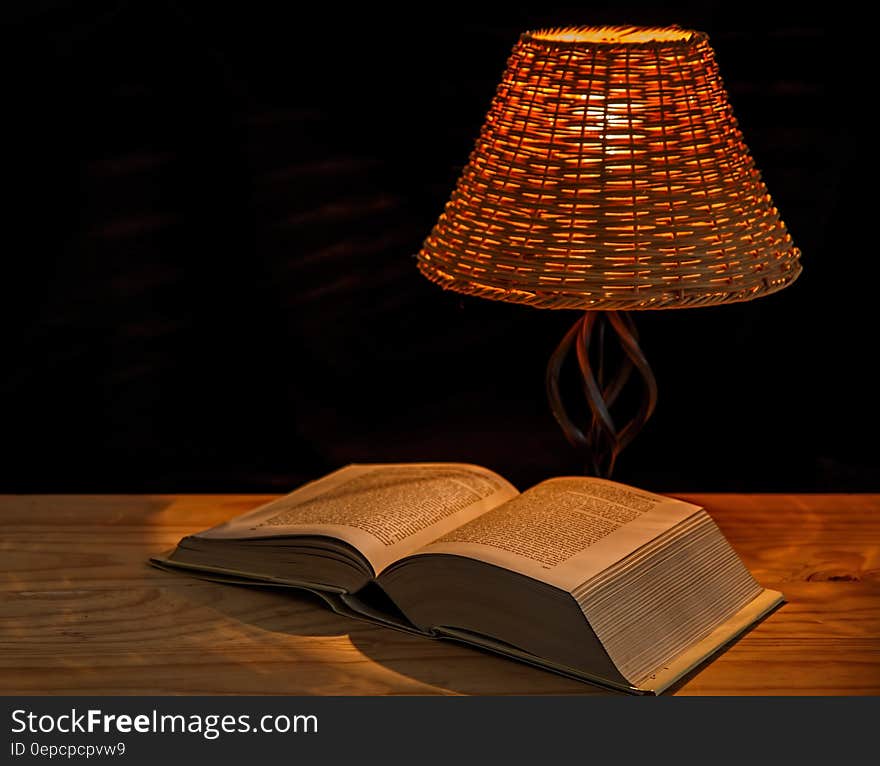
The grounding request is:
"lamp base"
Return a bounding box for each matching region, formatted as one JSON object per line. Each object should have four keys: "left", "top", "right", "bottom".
{"left": 546, "top": 311, "right": 657, "bottom": 478}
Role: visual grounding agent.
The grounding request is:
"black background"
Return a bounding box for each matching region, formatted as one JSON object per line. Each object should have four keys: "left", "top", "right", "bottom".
{"left": 3, "top": 1, "right": 874, "bottom": 493}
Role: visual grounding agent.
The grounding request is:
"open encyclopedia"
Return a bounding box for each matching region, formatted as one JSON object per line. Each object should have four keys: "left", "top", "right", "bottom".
{"left": 151, "top": 462, "right": 782, "bottom": 694}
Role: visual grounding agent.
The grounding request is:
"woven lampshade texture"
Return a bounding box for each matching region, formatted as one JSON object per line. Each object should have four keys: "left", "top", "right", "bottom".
{"left": 418, "top": 26, "right": 801, "bottom": 310}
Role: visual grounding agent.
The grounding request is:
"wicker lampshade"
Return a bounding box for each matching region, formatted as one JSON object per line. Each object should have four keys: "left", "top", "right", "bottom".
{"left": 418, "top": 25, "right": 801, "bottom": 310}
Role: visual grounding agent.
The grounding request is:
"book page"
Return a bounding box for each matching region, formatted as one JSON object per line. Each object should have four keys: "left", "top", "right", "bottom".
{"left": 414, "top": 477, "right": 701, "bottom": 592}
{"left": 195, "top": 463, "right": 519, "bottom": 574}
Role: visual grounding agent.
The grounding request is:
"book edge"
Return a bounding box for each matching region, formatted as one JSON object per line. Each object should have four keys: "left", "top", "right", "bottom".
{"left": 635, "top": 587, "right": 784, "bottom": 694}
{"left": 149, "top": 551, "right": 428, "bottom": 635}
{"left": 148, "top": 550, "right": 348, "bottom": 594}
{"left": 149, "top": 552, "right": 783, "bottom": 697}
{"left": 434, "top": 626, "right": 646, "bottom": 695}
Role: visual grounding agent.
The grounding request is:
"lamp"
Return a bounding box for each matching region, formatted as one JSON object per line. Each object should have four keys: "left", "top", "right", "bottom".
{"left": 417, "top": 25, "right": 801, "bottom": 476}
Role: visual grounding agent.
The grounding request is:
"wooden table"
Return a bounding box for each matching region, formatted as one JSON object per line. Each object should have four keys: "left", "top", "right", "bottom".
{"left": 1, "top": 494, "right": 878, "bottom": 695}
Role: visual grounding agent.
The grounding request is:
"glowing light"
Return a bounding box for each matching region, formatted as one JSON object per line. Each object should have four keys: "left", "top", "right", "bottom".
{"left": 417, "top": 25, "right": 801, "bottom": 311}
{"left": 530, "top": 26, "right": 697, "bottom": 44}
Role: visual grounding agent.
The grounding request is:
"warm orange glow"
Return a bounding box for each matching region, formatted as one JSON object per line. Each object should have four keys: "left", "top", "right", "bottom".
{"left": 529, "top": 25, "right": 697, "bottom": 45}
{"left": 417, "top": 26, "right": 801, "bottom": 310}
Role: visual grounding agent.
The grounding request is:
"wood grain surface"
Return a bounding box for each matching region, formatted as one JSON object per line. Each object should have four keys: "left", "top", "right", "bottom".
{"left": 1, "top": 494, "right": 878, "bottom": 695}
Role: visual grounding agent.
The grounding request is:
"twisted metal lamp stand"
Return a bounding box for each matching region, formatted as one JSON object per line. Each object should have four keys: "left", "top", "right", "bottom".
{"left": 546, "top": 311, "right": 657, "bottom": 478}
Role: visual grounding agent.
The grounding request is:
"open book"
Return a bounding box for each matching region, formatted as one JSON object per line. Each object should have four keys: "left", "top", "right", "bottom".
{"left": 151, "top": 463, "right": 782, "bottom": 694}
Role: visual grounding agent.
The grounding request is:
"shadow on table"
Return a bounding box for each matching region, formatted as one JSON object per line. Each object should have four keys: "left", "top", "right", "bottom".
{"left": 195, "top": 581, "right": 619, "bottom": 695}
{"left": 190, "top": 577, "right": 781, "bottom": 695}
